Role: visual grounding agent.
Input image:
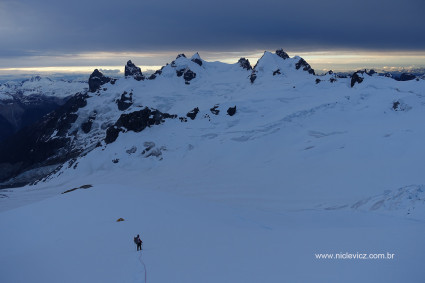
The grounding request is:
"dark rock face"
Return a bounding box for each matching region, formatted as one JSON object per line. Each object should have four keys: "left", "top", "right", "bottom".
{"left": 227, "top": 106, "right": 236, "bottom": 116}
{"left": 183, "top": 69, "right": 196, "bottom": 82}
{"left": 0, "top": 93, "right": 89, "bottom": 183}
{"left": 176, "top": 54, "right": 186, "bottom": 59}
{"left": 250, "top": 72, "right": 257, "bottom": 84}
{"left": 273, "top": 69, "right": 281, "bottom": 76}
{"left": 350, "top": 72, "right": 364, "bottom": 87}
{"left": 0, "top": 95, "right": 67, "bottom": 142}
{"left": 81, "top": 120, "right": 92, "bottom": 134}
{"left": 192, "top": 58, "right": 202, "bottom": 66}
{"left": 105, "top": 108, "right": 177, "bottom": 144}
{"left": 88, "top": 69, "right": 112, "bottom": 92}
{"left": 399, "top": 73, "right": 416, "bottom": 81}
{"left": 125, "top": 60, "right": 144, "bottom": 81}
{"left": 210, "top": 105, "right": 220, "bottom": 115}
{"left": 238, "top": 58, "right": 252, "bottom": 70}
{"left": 105, "top": 126, "right": 120, "bottom": 144}
{"left": 366, "top": 69, "right": 376, "bottom": 76}
{"left": 81, "top": 112, "right": 96, "bottom": 134}
{"left": 116, "top": 91, "right": 133, "bottom": 111}
{"left": 276, "top": 49, "right": 289, "bottom": 59}
{"left": 0, "top": 115, "right": 14, "bottom": 141}
{"left": 392, "top": 101, "right": 400, "bottom": 110}
{"left": 186, "top": 107, "right": 199, "bottom": 120}
{"left": 295, "top": 58, "right": 315, "bottom": 75}
{"left": 315, "top": 78, "right": 321, "bottom": 84}
{"left": 176, "top": 68, "right": 197, "bottom": 84}
{"left": 148, "top": 69, "right": 163, "bottom": 80}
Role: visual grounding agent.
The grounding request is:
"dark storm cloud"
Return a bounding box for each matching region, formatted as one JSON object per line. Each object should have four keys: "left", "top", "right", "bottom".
{"left": 1, "top": 0, "right": 425, "bottom": 57}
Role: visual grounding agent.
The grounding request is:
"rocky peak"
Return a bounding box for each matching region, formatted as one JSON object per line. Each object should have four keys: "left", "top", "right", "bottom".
{"left": 295, "top": 58, "right": 315, "bottom": 75}
{"left": 29, "top": 76, "right": 43, "bottom": 82}
{"left": 365, "top": 69, "right": 376, "bottom": 76}
{"left": 238, "top": 58, "right": 252, "bottom": 70}
{"left": 88, "top": 69, "right": 112, "bottom": 92}
{"left": 191, "top": 53, "right": 203, "bottom": 66}
{"left": 176, "top": 54, "right": 186, "bottom": 59}
{"left": 275, "top": 49, "right": 289, "bottom": 60}
{"left": 350, "top": 71, "right": 364, "bottom": 87}
{"left": 398, "top": 73, "right": 416, "bottom": 81}
{"left": 125, "top": 60, "right": 144, "bottom": 81}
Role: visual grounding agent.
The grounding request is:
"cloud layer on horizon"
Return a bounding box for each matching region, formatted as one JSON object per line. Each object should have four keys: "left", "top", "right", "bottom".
{"left": 1, "top": 0, "right": 425, "bottom": 60}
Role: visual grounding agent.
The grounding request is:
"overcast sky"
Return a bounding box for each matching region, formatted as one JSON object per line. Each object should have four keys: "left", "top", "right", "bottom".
{"left": 1, "top": 0, "right": 425, "bottom": 72}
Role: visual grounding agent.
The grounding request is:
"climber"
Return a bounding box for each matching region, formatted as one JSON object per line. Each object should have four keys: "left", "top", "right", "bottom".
{"left": 134, "top": 234, "right": 143, "bottom": 251}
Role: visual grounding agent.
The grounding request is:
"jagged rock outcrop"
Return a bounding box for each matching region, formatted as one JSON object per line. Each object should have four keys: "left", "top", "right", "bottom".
{"left": 125, "top": 60, "right": 144, "bottom": 81}
{"left": 227, "top": 106, "right": 236, "bottom": 116}
{"left": 210, "top": 105, "right": 220, "bottom": 115}
{"left": 191, "top": 53, "right": 203, "bottom": 66}
{"left": 295, "top": 58, "right": 315, "bottom": 75}
{"left": 148, "top": 67, "right": 164, "bottom": 80}
{"left": 238, "top": 58, "right": 252, "bottom": 70}
{"left": 276, "top": 49, "right": 289, "bottom": 59}
{"left": 81, "top": 112, "right": 96, "bottom": 134}
{"left": 399, "top": 73, "right": 416, "bottom": 81}
{"left": 273, "top": 69, "right": 281, "bottom": 76}
{"left": 250, "top": 72, "right": 257, "bottom": 84}
{"left": 116, "top": 91, "right": 133, "bottom": 111}
{"left": 183, "top": 70, "right": 196, "bottom": 83}
{"left": 88, "top": 69, "right": 112, "bottom": 92}
{"left": 186, "top": 107, "right": 199, "bottom": 120}
{"left": 105, "top": 108, "right": 177, "bottom": 144}
{"left": 366, "top": 69, "right": 376, "bottom": 76}
{"left": 176, "top": 68, "right": 197, "bottom": 84}
{"left": 350, "top": 71, "right": 364, "bottom": 87}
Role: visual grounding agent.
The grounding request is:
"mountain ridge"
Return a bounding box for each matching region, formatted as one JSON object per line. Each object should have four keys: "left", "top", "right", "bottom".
{"left": 0, "top": 49, "right": 424, "bottom": 190}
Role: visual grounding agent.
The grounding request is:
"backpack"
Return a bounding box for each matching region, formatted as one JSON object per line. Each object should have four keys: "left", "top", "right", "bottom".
{"left": 134, "top": 237, "right": 138, "bottom": 244}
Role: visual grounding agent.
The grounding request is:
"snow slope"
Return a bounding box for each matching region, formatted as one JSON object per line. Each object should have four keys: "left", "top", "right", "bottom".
{"left": 1, "top": 51, "right": 425, "bottom": 282}
{"left": 1, "top": 184, "right": 424, "bottom": 283}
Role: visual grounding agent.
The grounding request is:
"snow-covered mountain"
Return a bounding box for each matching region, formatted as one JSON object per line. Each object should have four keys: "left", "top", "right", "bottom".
{"left": 1, "top": 50, "right": 425, "bottom": 282}
{"left": 0, "top": 75, "right": 87, "bottom": 100}
{"left": 0, "top": 76, "right": 88, "bottom": 142}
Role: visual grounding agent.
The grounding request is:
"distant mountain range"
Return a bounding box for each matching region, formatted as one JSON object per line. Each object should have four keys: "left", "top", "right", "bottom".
{"left": 0, "top": 76, "right": 87, "bottom": 142}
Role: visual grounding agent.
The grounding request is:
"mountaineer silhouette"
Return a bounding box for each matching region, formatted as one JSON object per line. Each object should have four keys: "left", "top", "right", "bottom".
{"left": 134, "top": 234, "right": 143, "bottom": 251}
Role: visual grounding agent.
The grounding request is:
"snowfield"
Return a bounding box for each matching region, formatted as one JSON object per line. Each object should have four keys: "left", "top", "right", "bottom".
{"left": 1, "top": 51, "right": 425, "bottom": 282}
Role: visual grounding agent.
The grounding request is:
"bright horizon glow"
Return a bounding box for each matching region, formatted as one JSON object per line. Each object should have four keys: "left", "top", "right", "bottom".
{"left": 0, "top": 50, "right": 424, "bottom": 76}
